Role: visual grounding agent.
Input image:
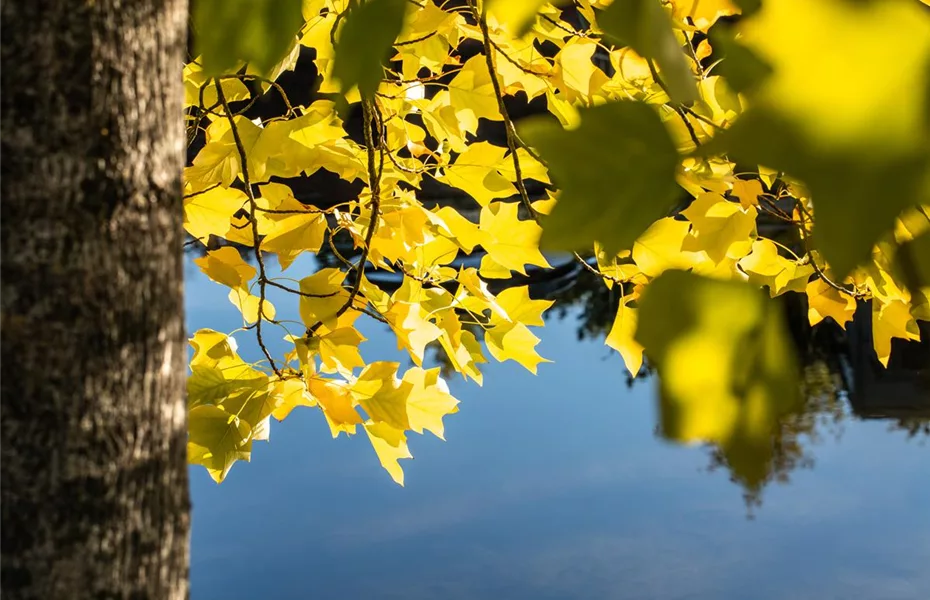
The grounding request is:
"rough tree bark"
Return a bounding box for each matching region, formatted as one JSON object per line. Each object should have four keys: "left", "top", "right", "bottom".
{"left": 1, "top": 1, "right": 190, "bottom": 598}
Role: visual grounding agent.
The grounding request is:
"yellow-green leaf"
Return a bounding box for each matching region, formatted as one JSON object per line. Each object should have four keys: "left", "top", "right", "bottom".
{"left": 635, "top": 270, "right": 800, "bottom": 488}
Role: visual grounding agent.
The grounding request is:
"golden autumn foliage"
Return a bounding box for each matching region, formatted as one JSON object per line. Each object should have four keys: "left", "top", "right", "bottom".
{"left": 185, "top": 0, "right": 930, "bottom": 485}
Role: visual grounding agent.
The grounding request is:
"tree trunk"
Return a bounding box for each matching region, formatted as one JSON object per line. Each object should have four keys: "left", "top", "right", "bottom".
{"left": 1, "top": 1, "right": 190, "bottom": 598}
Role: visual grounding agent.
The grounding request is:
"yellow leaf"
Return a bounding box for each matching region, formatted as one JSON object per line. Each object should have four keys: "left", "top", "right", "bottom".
{"left": 401, "top": 367, "right": 460, "bottom": 440}
{"left": 187, "top": 116, "right": 262, "bottom": 186}
{"left": 738, "top": 238, "right": 811, "bottom": 297}
{"left": 669, "top": 0, "right": 739, "bottom": 30}
{"left": 315, "top": 327, "right": 366, "bottom": 376}
{"left": 228, "top": 288, "right": 276, "bottom": 325}
{"left": 806, "top": 278, "right": 856, "bottom": 329}
{"left": 271, "top": 378, "right": 316, "bottom": 421}
{"left": 554, "top": 37, "right": 608, "bottom": 102}
{"left": 480, "top": 201, "right": 550, "bottom": 275}
{"left": 436, "top": 311, "right": 486, "bottom": 384}
{"left": 183, "top": 61, "right": 250, "bottom": 108}
{"left": 364, "top": 422, "right": 412, "bottom": 485}
{"left": 384, "top": 291, "right": 443, "bottom": 366}
{"left": 681, "top": 193, "right": 757, "bottom": 264}
{"left": 491, "top": 286, "right": 553, "bottom": 327}
{"left": 485, "top": 321, "right": 550, "bottom": 374}
{"left": 352, "top": 362, "right": 412, "bottom": 430}
{"left": 308, "top": 377, "right": 363, "bottom": 437}
{"left": 488, "top": 0, "right": 570, "bottom": 36}
{"left": 731, "top": 179, "right": 763, "bottom": 210}
{"left": 872, "top": 299, "right": 921, "bottom": 368}
{"left": 606, "top": 299, "right": 643, "bottom": 377}
{"left": 631, "top": 217, "right": 696, "bottom": 277}
{"left": 257, "top": 183, "right": 327, "bottom": 269}
{"left": 719, "top": 0, "right": 930, "bottom": 277}
{"left": 299, "top": 268, "right": 350, "bottom": 330}
{"left": 740, "top": 0, "right": 930, "bottom": 155}
{"left": 439, "top": 142, "right": 516, "bottom": 206}
{"left": 183, "top": 186, "right": 252, "bottom": 246}
{"left": 193, "top": 246, "right": 256, "bottom": 291}
{"left": 448, "top": 55, "right": 502, "bottom": 129}
{"left": 431, "top": 205, "right": 484, "bottom": 252}
{"left": 188, "top": 405, "right": 253, "bottom": 483}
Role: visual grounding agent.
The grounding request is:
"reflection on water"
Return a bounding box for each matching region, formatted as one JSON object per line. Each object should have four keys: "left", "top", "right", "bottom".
{"left": 185, "top": 251, "right": 929, "bottom": 600}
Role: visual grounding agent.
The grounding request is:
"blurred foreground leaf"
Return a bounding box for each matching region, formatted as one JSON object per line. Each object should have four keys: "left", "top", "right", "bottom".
{"left": 635, "top": 270, "right": 801, "bottom": 487}
{"left": 710, "top": 0, "right": 930, "bottom": 278}
{"left": 519, "top": 101, "right": 680, "bottom": 256}
{"left": 193, "top": 0, "right": 304, "bottom": 76}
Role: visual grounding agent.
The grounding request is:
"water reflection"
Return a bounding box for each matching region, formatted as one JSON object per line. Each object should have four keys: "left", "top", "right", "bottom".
{"left": 185, "top": 237, "right": 929, "bottom": 510}
{"left": 186, "top": 248, "right": 930, "bottom": 600}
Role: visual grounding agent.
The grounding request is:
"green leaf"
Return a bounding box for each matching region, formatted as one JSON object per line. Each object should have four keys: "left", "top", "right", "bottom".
{"left": 332, "top": 0, "right": 408, "bottom": 96}
{"left": 598, "top": 0, "right": 697, "bottom": 105}
{"left": 518, "top": 101, "right": 680, "bottom": 256}
{"left": 193, "top": 0, "right": 304, "bottom": 77}
{"left": 635, "top": 270, "right": 801, "bottom": 488}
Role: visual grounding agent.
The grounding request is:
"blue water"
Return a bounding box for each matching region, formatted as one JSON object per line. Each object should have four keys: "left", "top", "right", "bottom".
{"left": 186, "top": 255, "right": 930, "bottom": 600}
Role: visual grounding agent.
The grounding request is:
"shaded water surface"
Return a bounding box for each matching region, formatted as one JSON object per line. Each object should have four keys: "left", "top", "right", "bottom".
{"left": 186, "top": 254, "right": 929, "bottom": 600}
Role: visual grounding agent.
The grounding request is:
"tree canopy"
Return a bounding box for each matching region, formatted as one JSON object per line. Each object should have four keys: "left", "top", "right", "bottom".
{"left": 184, "top": 0, "right": 930, "bottom": 488}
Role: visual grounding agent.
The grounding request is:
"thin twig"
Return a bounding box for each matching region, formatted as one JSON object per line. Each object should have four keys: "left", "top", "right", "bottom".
{"left": 306, "top": 97, "right": 383, "bottom": 336}
{"left": 471, "top": 0, "right": 539, "bottom": 222}
{"left": 794, "top": 199, "right": 862, "bottom": 298}
{"left": 264, "top": 278, "right": 340, "bottom": 298}
{"left": 215, "top": 79, "right": 282, "bottom": 377}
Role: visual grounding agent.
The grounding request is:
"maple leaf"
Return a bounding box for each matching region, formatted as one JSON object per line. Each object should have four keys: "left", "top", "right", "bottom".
{"left": 738, "top": 239, "right": 812, "bottom": 297}
{"left": 681, "top": 193, "right": 757, "bottom": 264}
{"left": 364, "top": 422, "right": 413, "bottom": 486}
{"left": 606, "top": 299, "right": 644, "bottom": 377}
{"left": 193, "top": 247, "right": 256, "bottom": 291}
{"left": 872, "top": 300, "right": 921, "bottom": 368}
{"left": 485, "top": 321, "right": 550, "bottom": 374}
{"left": 806, "top": 278, "right": 856, "bottom": 330}
{"left": 479, "top": 201, "right": 550, "bottom": 275}
{"left": 402, "top": 367, "right": 460, "bottom": 440}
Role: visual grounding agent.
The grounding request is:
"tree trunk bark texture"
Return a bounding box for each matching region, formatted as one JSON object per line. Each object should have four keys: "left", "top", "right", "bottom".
{"left": 1, "top": 1, "right": 190, "bottom": 598}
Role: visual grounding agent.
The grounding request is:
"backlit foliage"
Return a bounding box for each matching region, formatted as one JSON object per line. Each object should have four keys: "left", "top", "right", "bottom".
{"left": 185, "top": 0, "right": 930, "bottom": 485}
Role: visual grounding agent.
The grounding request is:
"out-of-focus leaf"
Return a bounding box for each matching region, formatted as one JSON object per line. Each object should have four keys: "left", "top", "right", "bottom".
{"left": 519, "top": 101, "right": 680, "bottom": 256}
{"left": 635, "top": 270, "right": 801, "bottom": 488}
{"left": 193, "top": 0, "right": 304, "bottom": 76}
{"left": 708, "top": 0, "right": 930, "bottom": 278}
{"left": 599, "top": 0, "right": 698, "bottom": 104}
{"left": 332, "top": 0, "right": 408, "bottom": 96}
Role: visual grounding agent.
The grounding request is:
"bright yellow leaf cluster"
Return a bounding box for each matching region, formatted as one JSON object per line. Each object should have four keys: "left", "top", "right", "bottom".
{"left": 186, "top": 0, "right": 930, "bottom": 487}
